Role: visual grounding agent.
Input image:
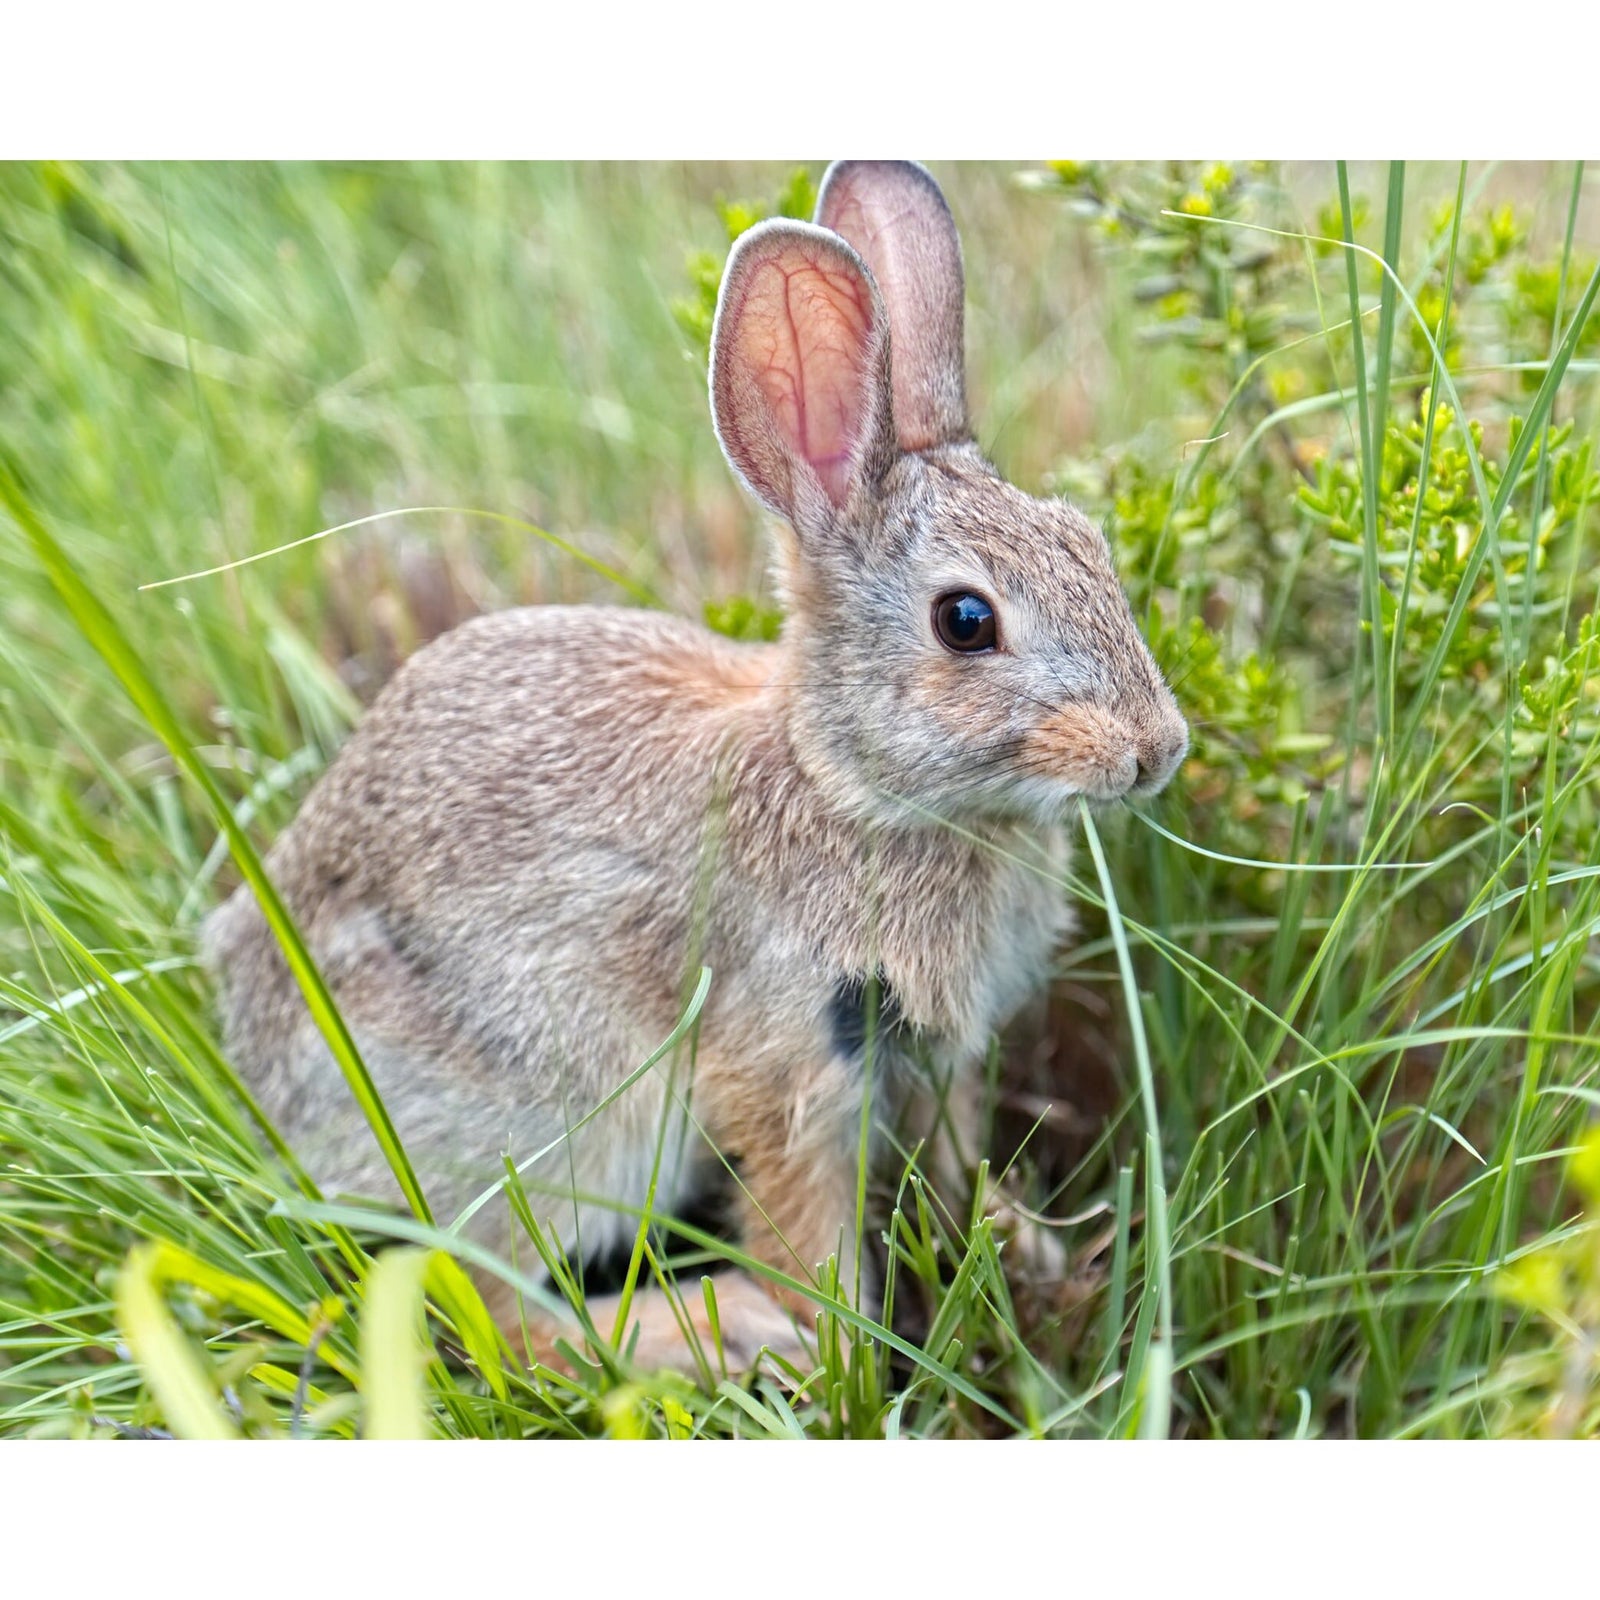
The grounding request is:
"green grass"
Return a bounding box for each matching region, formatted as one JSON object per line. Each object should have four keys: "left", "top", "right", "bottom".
{"left": 1, "top": 160, "right": 1598, "bottom": 1438}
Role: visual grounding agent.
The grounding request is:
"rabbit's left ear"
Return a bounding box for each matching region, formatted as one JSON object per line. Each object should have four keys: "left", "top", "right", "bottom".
{"left": 815, "top": 160, "right": 968, "bottom": 453}
{"left": 710, "top": 219, "right": 896, "bottom": 528}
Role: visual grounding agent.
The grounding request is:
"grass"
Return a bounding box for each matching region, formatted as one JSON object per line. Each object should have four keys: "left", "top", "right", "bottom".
{"left": 1, "top": 159, "right": 1598, "bottom": 1438}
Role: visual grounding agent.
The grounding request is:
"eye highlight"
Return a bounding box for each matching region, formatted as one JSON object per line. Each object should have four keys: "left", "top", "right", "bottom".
{"left": 932, "top": 592, "right": 998, "bottom": 654}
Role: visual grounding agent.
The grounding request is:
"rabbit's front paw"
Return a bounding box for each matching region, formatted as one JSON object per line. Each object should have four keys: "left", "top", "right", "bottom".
{"left": 987, "top": 1192, "right": 1072, "bottom": 1286}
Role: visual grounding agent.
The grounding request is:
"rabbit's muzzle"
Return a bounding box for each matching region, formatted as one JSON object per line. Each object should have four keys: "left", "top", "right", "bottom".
{"left": 1020, "top": 696, "right": 1188, "bottom": 802}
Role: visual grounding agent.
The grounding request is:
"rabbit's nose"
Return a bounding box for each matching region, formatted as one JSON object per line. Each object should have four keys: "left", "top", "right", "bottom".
{"left": 1132, "top": 711, "right": 1189, "bottom": 795}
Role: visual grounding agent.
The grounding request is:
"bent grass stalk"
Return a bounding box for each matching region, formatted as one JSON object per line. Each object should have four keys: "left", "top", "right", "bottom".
{"left": 1079, "top": 801, "right": 1173, "bottom": 1438}
{"left": 0, "top": 467, "right": 433, "bottom": 1230}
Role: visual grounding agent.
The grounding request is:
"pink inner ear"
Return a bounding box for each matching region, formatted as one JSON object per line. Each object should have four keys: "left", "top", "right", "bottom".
{"left": 732, "top": 247, "right": 876, "bottom": 505}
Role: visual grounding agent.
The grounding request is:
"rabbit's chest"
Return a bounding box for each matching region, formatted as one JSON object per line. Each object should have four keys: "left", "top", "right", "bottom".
{"left": 822, "top": 826, "right": 1072, "bottom": 1068}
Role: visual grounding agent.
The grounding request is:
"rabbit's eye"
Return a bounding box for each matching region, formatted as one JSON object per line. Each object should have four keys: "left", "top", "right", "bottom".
{"left": 933, "top": 592, "right": 998, "bottom": 654}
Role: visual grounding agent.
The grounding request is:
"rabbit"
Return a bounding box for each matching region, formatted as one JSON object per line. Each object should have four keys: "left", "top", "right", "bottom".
{"left": 203, "top": 160, "right": 1189, "bottom": 1376}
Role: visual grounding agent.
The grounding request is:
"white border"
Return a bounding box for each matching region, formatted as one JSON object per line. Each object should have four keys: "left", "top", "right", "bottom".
{"left": 1, "top": 1441, "right": 1596, "bottom": 1588}
{"left": 6, "top": 4, "right": 1599, "bottom": 157}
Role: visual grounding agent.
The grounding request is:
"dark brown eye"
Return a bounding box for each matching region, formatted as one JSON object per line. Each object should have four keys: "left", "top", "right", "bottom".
{"left": 932, "top": 592, "right": 997, "bottom": 653}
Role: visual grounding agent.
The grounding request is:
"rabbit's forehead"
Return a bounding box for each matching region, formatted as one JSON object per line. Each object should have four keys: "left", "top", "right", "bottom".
{"left": 908, "top": 474, "right": 1125, "bottom": 625}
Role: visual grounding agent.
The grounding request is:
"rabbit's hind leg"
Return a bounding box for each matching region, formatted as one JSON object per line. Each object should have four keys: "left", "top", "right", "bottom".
{"left": 488, "top": 1265, "right": 810, "bottom": 1382}
{"left": 485, "top": 1057, "right": 870, "bottom": 1385}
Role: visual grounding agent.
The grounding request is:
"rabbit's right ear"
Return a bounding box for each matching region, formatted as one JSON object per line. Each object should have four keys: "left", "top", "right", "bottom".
{"left": 710, "top": 220, "right": 896, "bottom": 531}
{"left": 815, "top": 161, "right": 968, "bottom": 453}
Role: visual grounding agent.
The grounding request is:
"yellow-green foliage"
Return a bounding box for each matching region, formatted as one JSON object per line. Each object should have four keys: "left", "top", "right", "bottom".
{"left": 1495, "top": 1126, "right": 1600, "bottom": 1436}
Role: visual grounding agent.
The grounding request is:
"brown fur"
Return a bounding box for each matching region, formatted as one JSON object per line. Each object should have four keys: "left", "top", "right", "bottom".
{"left": 204, "top": 162, "right": 1188, "bottom": 1377}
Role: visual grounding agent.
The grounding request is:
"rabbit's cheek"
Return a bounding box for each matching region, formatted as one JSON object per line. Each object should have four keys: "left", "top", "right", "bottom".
{"left": 908, "top": 653, "right": 1001, "bottom": 744}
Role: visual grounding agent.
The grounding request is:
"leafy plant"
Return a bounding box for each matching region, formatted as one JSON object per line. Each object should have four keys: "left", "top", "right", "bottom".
{"left": 672, "top": 167, "right": 818, "bottom": 364}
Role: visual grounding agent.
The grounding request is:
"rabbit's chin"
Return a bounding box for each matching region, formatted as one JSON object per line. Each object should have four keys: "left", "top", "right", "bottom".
{"left": 865, "top": 770, "right": 1137, "bottom": 832}
{"left": 984, "top": 768, "right": 1146, "bottom": 823}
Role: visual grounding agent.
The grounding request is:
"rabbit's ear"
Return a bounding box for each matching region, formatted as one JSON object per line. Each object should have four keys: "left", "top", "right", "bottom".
{"left": 710, "top": 219, "right": 896, "bottom": 526}
{"left": 814, "top": 160, "right": 968, "bottom": 453}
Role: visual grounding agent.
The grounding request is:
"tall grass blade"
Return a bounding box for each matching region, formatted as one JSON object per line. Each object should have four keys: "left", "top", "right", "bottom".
{"left": 0, "top": 463, "right": 433, "bottom": 1225}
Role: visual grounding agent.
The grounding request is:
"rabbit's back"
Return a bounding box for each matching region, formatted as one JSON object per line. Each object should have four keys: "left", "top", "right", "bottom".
{"left": 285, "top": 603, "right": 775, "bottom": 905}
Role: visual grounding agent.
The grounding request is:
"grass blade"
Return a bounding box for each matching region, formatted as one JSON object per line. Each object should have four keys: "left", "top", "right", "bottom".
{"left": 115, "top": 1242, "right": 239, "bottom": 1440}
{"left": 0, "top": 462, "right": 433, "bottom": 1226}
{"left": 360, "top": 1248, "right": 435, "bottom": 1440}
{"left": 1080, "top": 801, "right": 1173, "bottom": 1438}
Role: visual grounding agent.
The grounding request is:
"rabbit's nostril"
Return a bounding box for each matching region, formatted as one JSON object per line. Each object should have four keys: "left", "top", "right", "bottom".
{"left": 1133, "top": 756, "right": 1168, "bottom": 794}
{"left": 1133, "top": 731, "right": 1184, "bottom": 793}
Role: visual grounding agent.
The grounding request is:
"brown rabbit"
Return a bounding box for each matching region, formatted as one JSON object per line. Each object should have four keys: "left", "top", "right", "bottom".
{"left": 204, "top": 160, "right": 1188, "bottom": 1374}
